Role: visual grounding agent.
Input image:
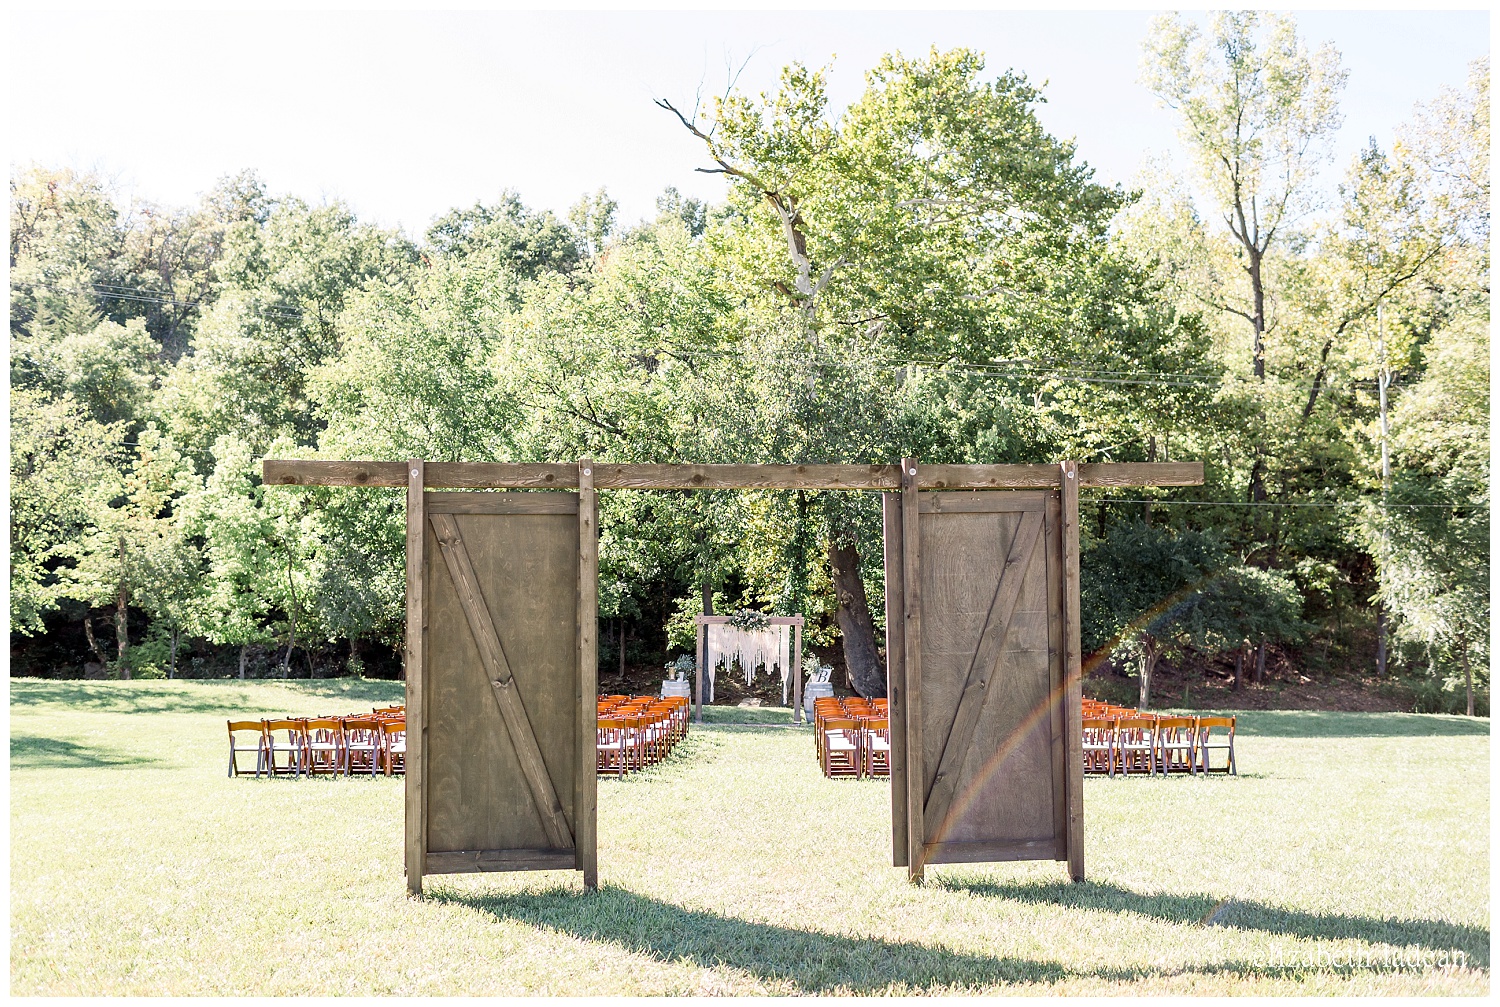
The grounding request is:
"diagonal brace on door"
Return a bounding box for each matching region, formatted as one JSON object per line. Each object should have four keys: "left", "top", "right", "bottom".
{"left": 429, "top": 512, "right": 575, "bottom": 849}
{"left": 920, "top": 509, "right": 1045, "bottom": 858}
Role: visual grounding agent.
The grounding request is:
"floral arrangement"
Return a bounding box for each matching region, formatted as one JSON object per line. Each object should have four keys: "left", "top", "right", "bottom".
{"left": 663, "top": 654, "right": 696, "bottom": 681}
{"left": 803, "top": 655, "right": 833, "bottom": 683}
{"left": 726, "top": 608, "right": 771, "bottom": 631}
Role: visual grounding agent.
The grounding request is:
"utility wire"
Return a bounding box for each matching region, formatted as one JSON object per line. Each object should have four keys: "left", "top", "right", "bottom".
{"left": 1087, "top": 497, "right": 1477, "bottom": 510}
{"left": 16, "top": 279, "right": 1398, "bottom": 392}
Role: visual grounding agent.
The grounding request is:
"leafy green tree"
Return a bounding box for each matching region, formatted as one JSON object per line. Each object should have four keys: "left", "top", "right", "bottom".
{"left": 66, "top": 425, "right": 198, "bottom": 677}
{"left": 1359, "top": 310, "right": 1488, "bottom": 714}
{"left": 568, "top": 187, "right": 618, "bottom": 260}
{"left": 657, "top": 47, "right": 1216, "bottom": 695}
{"left": 426, "top": 192, "right": 580, "bottom": 279}
{"left": 1081, "top": 521, "right": 1226, "bottom": 707}
{"left": 9, "top": 388, "right": 126, "bottom": 636}
{"left": 157, "top": 198, "right": 417, "bottom": 465}
{"left": 183, "top": 436, "right": 281, "bottom": 677}
{"left": 1142, "top": 11, "right": 1346, "bottom": 381}
{"left": 1174, "top": 565, "right": 1308, "bottom": 691}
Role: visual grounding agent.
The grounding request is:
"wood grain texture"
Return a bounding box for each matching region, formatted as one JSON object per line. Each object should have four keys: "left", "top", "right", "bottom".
{"left": 593, "top": 463, "right": 900, "bottom": 490}
{"left": 575, "top": 462, "right": 599, "bottom": 889}
{"left": 919, "top": 464, "right": 1059, "bottom": 490}
{"left": 267, "top": 459, "right": 408, "bottom": 487}
{"left": 424, "top": 849, "right": 577, "bottom": 874}
{"left": 918, "top": 498, "right": 1055, "bottom": 857}
{"left": 1077, "top": 461, "right": 1203, "bottom": 488}
{"left": 1045, "top": 492, "right": 1068, "bottom": 861}
{"left": 425, "top": 492, "right": 579, "bottom": 515}
{"left": 404, "top": 460, "right": 426, "bottom": 895}
{"left": 1060, "top": 462, "right": 1086, "bottom": 882}
{"left": 924, "top": 839, "right": 1060, "bottom": 865}
{"left": 921, "top": 509, "right": 1044, "bottom": 841}
{"left": 264, "top": 459, "right": 1204, "bottom": 491}
{"left": 900, "top": 459, "right": 925, "bottom": 882}
{"left": 919, "top": 490, "right": 1052, "bottom": 512}
{"left": 882, "top": 492, "right": 909, "bottom": 868}
{"left": 428, "top": 512, "right": 576, "bottom": 854}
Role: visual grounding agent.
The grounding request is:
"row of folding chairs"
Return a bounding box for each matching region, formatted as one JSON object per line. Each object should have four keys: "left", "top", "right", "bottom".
{"left": 812, "top": 696, "right": 890, "bottom": 779}
{"left": 596, "top": 695, "right": 690, "bottom": 777}
{"left": 1081, "top": 701, "right": 1236, "bottom": 777}
{"left": 228, "top": 706, "right": 407, "bottom": 778}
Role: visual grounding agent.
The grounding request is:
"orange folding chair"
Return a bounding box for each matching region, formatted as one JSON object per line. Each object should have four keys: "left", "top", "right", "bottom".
{"left": 380, "top": 720, "right": 406, "bottom": 776}
{"left": 263, "top": 719, "right": 303, "bottom": 778}
{"left": 1196, "top": 716, "right": 1237, "bottom": 775}
{"left": 300, "top": 717, "right": 343, "bottom": 776}
{"left": 342, "top": 717, "right": 382, "bottom": 776}
{"left": 1082, "top": 717, "right": 1117, "bottom": 777}
{"left": 821, "top": 717, "right": 861, "bottom": 778}
{"left": 227, "top": 720, "right": 267, "bottom": 778}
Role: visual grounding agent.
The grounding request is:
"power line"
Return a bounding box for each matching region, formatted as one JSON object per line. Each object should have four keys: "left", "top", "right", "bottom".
{"left": 1088, "top": 497, "right": 1478, "bottom": 510}
{"left": 15, "top": 278, "right": 1399, "bottom": 393}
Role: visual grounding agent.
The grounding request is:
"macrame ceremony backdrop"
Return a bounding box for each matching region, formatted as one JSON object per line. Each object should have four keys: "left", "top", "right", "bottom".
{"left": 695, "top": 615, "right": 805, "bottom": 723}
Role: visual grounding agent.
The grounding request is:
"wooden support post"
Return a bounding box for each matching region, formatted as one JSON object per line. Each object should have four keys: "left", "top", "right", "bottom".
{"left": 694, "top": 621, "right": 705, "bottom": 724}
{"left": 792, "top": 620, "right": 804, "bottom": 724}
{"left": 404, "top": 459, "right": 426, "bottom": 896}
{"left": 1060, "top": 460, "right": 1085, "bottom": 883}
{"left": 883, "top": 491, "right": 909, "bottom": 868}
{"left": 900, "top": 457, "right": 925, "bottom": 884}
{"left": 577, "top": 460, "right": 599, "bottom": 889}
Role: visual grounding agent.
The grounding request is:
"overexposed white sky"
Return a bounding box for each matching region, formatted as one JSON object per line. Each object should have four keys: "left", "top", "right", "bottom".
{"left": 9, "top": 8, "right": 1490, "bottom": 238}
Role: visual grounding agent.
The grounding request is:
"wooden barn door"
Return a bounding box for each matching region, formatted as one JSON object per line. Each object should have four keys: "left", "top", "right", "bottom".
{"left": 883, "top": 461, "right": 1084, "bottom": 882}
{"left": 404, "top": 461, "right": 598, "bottom": 894}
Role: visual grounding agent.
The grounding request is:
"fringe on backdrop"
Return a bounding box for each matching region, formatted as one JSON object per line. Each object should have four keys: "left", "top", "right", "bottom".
{"left": 704, "top": 624, "right": 793, "bottom": 704}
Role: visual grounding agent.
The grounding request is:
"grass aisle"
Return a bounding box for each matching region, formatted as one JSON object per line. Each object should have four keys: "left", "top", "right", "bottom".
{"left": 9, "top": 680, "right": 1490, "bottom": 994}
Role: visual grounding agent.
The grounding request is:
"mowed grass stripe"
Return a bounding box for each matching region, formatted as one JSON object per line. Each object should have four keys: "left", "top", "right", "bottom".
{"left": 10, "top": 679, "right": 1490, "bottom": 994}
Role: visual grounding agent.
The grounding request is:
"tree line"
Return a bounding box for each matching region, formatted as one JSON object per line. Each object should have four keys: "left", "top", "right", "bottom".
{"left": 9, "top": 17, "right": 1488, "bottom": 712}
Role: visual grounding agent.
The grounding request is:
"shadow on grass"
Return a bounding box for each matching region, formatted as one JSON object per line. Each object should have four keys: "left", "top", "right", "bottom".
{"left": 936, "top": 878, "right": 1489, "bottom": 966}
{"left": 10, "top": 733, "right": 161, "bottom": 770}
{"left": 1198, "top": 710, "right": 1489, "bottom": 738}
{"left": 9, "top": 678, "right": 405, "bottom": 716}
{"left": 435, "top": 884, "right": 1067, "bottom": 992}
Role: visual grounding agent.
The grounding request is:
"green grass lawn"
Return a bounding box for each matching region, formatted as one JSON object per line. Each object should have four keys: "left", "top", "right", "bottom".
{"left": 10, "top": 679, "right": 1490, "bottom": 995}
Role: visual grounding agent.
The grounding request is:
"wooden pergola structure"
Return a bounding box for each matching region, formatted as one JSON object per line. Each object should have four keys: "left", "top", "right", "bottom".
{"left": 264, "top": 458, "right": 1202, "bottom": 892}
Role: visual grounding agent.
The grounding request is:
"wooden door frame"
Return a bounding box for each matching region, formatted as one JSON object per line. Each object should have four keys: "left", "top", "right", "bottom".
{"left": 884, "top": 461, "right": 1085, "bottom": 883}
{"left": 265, "top": 458, "right": 1201, "bottom": 894}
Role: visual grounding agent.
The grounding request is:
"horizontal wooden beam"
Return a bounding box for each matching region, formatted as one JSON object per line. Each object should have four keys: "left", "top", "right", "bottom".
{"left": 423, "top": 848, "right": 577, "bottom": 874}
{"left": 262, "top": 460, "right": 1204, "bottom": 491}
{"left": 696, "top": 615, "right": 805, "bottom": 626}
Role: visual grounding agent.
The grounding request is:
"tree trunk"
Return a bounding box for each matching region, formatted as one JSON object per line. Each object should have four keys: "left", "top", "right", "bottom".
{"left": 1139, "top": 645, "right": 1159, "bottom": 710}
{"left": 1248, "top": 247, "right": 1266, "bottom": 380}
{"left": 114, "top": 586, "right": 131, "bottom": 680}
{"left": 239, "top": 644, "right": 248, "bottom": 680}
{"left": 702, "top": 580, "right": 714, "bottom": 618}
{"left": 1233, "top": 648, "right": 1244, "bottom": 691}
{"left": 1461, "top": 643, "right": 1474, "bottom": 717}
{"left": 828, "top": 539, "right": 883, "bottom": 698}
{"left": 1375, "top": 606, "right": 1387, "bottom": 677}
{"left": 83, "top": 613, "right": 109, "bottom": 666}
{"left": 619, "top": 620, "right": 626, "bottom": 682}
{"left": 281, "top": 627, "right": 296, "bottom": 678}
{"left": 169, "top": 626, "right": 178, "bottom": 680}
{"left": 1253, "top": 638, "right": 1267, "bottom": 685}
